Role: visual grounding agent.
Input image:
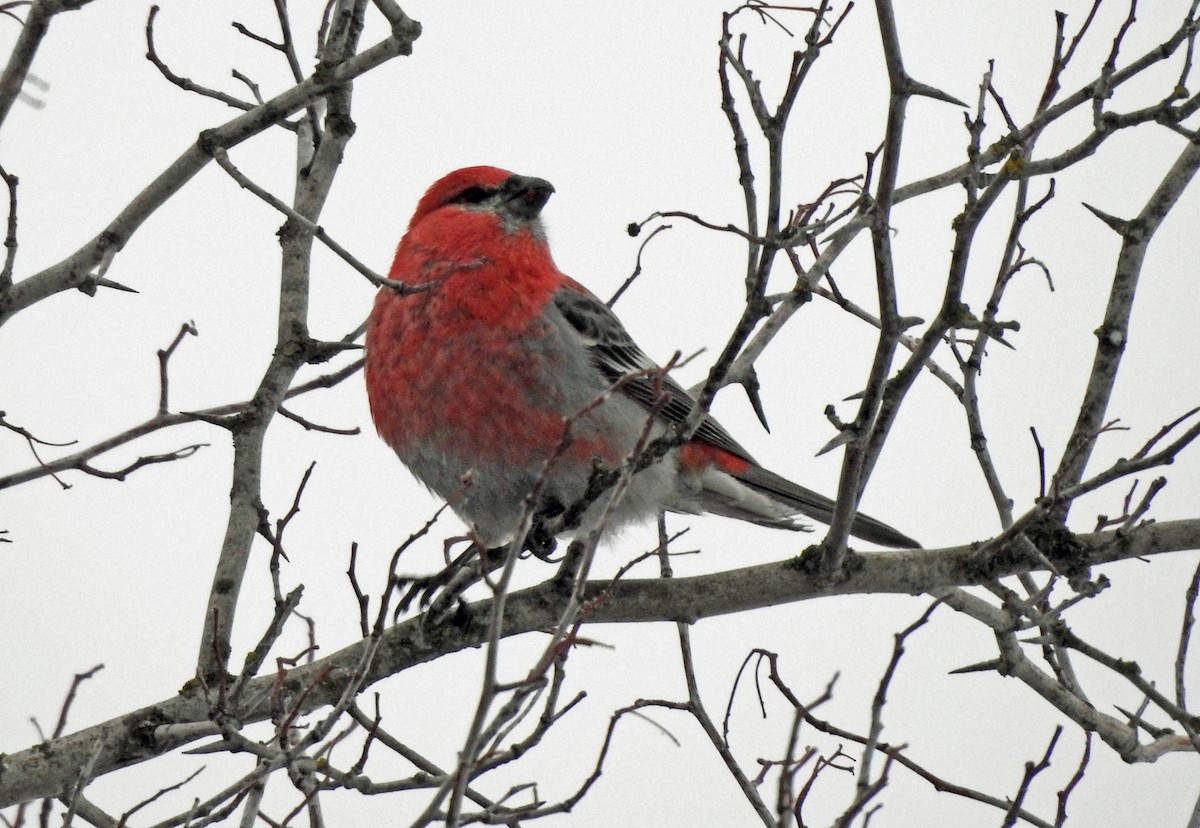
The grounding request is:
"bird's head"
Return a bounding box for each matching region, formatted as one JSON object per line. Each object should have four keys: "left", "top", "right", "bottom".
{"left": 409, "top": 166, "right": 556, "bottom": 236}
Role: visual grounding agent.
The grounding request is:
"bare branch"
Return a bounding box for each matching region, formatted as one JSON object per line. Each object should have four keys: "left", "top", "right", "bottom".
{"left": 0, "top": 6, "right": 421, "bottom": 327}
{"left": 608, "top": 222, "right": 671, "bottom": 307}
{"left": 146, "top": 6, "right": 260, "bottom": 116}
{"left": 74, "top": 443, "right": 206, "bottom": 481}
{"left": 1179, "top": 559, "right": 1200, "bottom": 710}
{"left": 211, "top": 147, "right": 409, "bottom": 293}
{"left": 196, "top": 0, "right": 381, "bottom": 682}
{"left": 7, "top": 517, "right": 1200, "bottom": 809}
{"left": 857, "top": 601, "right": 940, "bottom": 793}
{"left": 0, "top": 0, "right": 96, "bottom": 130}
{"left": 1055, "top": 731, "right": 1092, "bottom": 827}
{"left": 660, "top": 516, "right": 775, "bottom": 826}
{"left": 0, "top": 356, "right": 365, "bottom": 491}
{"left": 0, "top": 162, "right": 17, "bottom": 290}
{"left": 157, "top": 320, "right": 198, "bottom": 415}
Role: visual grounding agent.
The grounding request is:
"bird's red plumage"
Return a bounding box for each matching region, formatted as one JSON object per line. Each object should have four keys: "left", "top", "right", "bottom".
{"left": 406, "top": 165, "right": 513, "bottom": 229}
{"left": 363, "top": 166, "right": 919, "bottom": 548}
{"left": 367, "top": 178, "right": 621, "bottom": 471}
{"left": 678, "top": 441, "right": 751, "bottom": 476}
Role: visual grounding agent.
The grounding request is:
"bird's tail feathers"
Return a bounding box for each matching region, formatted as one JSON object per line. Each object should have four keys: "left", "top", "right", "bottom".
{"left": 735, "top": 464, "right": 921, "bottom": 550}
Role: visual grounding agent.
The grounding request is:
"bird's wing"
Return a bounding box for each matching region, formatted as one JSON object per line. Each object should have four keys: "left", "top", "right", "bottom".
{"left": 551, "top": 284, "right": 754, "bottom": 461}
{"left": 550, "top": 283, "right": 921, "bottom": 550}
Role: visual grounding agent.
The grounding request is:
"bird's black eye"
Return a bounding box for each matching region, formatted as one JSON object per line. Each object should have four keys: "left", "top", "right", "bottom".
{"left": 451, "top": 185, "right": 493, "bottom": 205}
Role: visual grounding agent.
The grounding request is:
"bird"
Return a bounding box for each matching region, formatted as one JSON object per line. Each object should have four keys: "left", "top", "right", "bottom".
{"left": 364, "top": 166, "right": 919, "bottom": 551}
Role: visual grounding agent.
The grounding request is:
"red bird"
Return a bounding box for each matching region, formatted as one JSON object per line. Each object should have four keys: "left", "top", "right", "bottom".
{"left": 365, "top": 166, "right": 918, "bottom": 550}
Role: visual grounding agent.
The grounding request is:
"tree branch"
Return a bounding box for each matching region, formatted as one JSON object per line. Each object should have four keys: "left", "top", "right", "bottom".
{"left": 0, "top": 5, "right": 420, "bottom": 327}
{"left": 4, "top": 518, "right": 1197, "bottom": 808}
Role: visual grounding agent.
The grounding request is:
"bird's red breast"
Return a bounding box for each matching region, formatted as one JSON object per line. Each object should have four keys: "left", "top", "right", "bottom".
{"left": 366, "top": 198, "right": 623, "bottom": 470}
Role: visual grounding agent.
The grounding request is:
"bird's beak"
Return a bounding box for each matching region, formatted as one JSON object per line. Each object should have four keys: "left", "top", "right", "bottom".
{"left": 502, "top": 174, "right": 555, "bottom": 220}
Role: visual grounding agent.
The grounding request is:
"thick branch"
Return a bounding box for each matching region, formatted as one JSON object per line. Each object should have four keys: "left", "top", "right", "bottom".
{"left": 1053, "top": 138, "right": 1200, "bottom": 511}
{"left": 194, "top": 0, "right": 371, "bottom": 680}
{"left": 3, "top": 518, "right": 1196, "bottom": 808}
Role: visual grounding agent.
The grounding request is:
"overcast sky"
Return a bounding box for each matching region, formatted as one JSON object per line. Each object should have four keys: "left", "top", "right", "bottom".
{"left": 3, "top": 2, "right": 1200, "bottom": 826}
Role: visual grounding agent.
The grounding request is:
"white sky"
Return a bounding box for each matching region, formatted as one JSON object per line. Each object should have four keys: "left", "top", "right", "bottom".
{"left": 3, "top": 1, "right": 1200, "bottom": 826}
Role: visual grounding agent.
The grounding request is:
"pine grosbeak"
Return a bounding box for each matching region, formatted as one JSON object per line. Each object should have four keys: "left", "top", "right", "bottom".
{"left": 365, "top": 166, "right": 918, "bottom": 549}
